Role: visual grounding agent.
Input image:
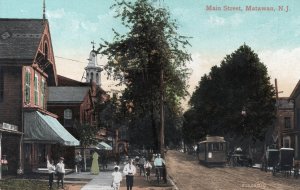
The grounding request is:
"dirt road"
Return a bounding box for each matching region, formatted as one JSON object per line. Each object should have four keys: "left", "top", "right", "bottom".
{"left": 165, "top": 150, "right": 300, "bottom": 190}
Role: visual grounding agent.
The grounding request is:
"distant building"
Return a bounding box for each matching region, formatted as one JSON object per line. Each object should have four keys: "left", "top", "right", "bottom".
{"left": 85, "top": 45, "right": 103, "bottom": 86}
{"left": 289, "top": 80, "right": 300, "bottom": 160}
{"left": 0, "top": 18, "right": 79, "bottom": 174}
{"left": 47, "top": 49, "right": 110, "bottom": 157}
{"left": 275, "top": 98, "right": 294, "bottom": 149}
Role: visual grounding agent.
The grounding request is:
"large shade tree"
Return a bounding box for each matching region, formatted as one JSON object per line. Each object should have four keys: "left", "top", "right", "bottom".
{"left": 189, "top": 44, "right": 276, "bottom": 144}
{"left": 100, "top": 0, "right": 191, "bottom": 151}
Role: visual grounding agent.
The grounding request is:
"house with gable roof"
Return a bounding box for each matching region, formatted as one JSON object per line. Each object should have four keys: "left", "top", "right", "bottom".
{"left": 0, "top": 18, "right": 79, "bottom": 174}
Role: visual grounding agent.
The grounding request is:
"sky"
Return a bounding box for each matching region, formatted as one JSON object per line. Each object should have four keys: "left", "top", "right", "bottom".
{"left": 1, "top": 0, "right": 300, "bottom": 108}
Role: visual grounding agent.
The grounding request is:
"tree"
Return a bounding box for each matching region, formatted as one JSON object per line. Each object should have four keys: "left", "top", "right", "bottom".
{"left": 182, "top": 108, "right": 205, "bottom": 146}
{"left": 75, "top": 123, "right": 99, "bottom": 171}
{"left": 100, "top": 0, "right": 191, "bottom": 152}
{"left": 189, "top": 44, "right": 276, "bottom": 144}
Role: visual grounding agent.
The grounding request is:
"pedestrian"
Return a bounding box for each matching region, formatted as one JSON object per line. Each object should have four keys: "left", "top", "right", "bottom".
{"left": 47, "top": 156, "right": 56, "bottom": 189}
{"left": 123, "top": 158, "right": 136, "bottom": 190}
{"left": 56, "top": 157, "right": 65, "bottom": 189}
{"left": 75, "top": 151, "right": 82, "bottom": 173}
{"left": 91, "top": 151, "right": 100, "bottom": 175}
{"left": 144, "top": 159, "right": 152, "bottom": 181}
{"left": 111, "top": 166, "right": 122, "bottom": 190}
{"left": 114, "top": 161, "right": 120, "bottom": 170}
{"left": 154, "top": 154, "right": 165, "bottom": 183}
{"left": 101, "top": 152, "right": 108, "bottom": 171}
{"left": 138, "top": 155, "right": 146, "bottom": 176}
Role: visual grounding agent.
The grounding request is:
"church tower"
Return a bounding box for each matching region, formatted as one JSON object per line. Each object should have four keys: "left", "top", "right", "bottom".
{"left": 85, "top": 42, "right": 103, "bottom": 86}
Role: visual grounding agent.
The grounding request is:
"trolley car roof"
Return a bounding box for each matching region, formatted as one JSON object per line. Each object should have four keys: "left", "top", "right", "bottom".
{"left": 199, "top": 136, "right": 226, "bottom": 143}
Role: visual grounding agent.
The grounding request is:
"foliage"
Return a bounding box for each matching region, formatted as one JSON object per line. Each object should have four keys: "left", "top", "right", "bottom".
{"left": 97, "top": 93, "right": 125, "bottom": 129}
{"left": 189, "top": 44, "right": 276, "bottom": 142}
{"left": 75, "top": 123, "right": 99, "bottom": 148}
{"left": 99, "top": 0, "right": 191, "bottom": 150}
{"left": 182, "top": 108, "right": 205, "bottom": 145}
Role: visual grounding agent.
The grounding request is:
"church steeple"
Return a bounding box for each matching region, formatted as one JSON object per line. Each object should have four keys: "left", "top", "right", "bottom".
{"left": 43, "top": 0, "right": 46, "bottom": 21}
{"left": 85, "top": 41, "right": 103, "bottom": 86}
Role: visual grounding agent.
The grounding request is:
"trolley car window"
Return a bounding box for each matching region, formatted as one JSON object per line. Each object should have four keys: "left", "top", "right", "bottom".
{"left": 213, "top": 143, "right": 219, "bottom": 151}
{"left": 219, "top": 143, "right": 224, "bottom": 151}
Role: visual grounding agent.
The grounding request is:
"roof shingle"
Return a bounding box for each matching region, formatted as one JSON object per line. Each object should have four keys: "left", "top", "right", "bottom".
{"left": 0, "top": 19, "right": 45, "bottom": 60}
{"left": 48, "top": 87, "right": 90, "bottom": 103}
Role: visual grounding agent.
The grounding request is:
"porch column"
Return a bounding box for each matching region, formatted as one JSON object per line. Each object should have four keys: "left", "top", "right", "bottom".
{"left": 17, "top": 134, "right": 23, "bottom": 174}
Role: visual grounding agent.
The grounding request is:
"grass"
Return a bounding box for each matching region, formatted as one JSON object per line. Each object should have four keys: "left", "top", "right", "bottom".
{"left": 0, "top": 179, "right": 55, "bottom": 190}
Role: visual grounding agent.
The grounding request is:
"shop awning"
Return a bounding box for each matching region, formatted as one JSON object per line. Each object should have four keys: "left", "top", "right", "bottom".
{"left": 24, "top": 111, "right": 79, "bottom": 146}
{"left": 96, "top": 141, "right": 112, "bottom": 150}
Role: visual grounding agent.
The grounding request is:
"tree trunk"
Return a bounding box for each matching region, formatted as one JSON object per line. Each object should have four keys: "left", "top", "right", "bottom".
{"left": 83, "top": 147, "right": 87, "bottom": 171}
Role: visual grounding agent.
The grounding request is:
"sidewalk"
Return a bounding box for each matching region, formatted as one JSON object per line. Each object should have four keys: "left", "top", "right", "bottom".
{"left": 65, "top": 163, "right": 118, "bottom": 190}
{"left": 80, "top": 172, "right": 113, "bottom": 190}
{"left": 75, "top": 163, "right": 175, "bottom": 190}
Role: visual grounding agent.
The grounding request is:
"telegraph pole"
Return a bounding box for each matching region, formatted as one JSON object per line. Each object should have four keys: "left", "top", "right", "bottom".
{"left": 160, "top": 61, "right": 165, "bottom": 157}
{"left": 274, "top": 78, "right": 283, "bottom": 148}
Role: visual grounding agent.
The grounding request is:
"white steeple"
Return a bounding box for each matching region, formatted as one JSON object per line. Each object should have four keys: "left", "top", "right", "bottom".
{"left": 85, "top": 41, "right": 103, "bottom": 86}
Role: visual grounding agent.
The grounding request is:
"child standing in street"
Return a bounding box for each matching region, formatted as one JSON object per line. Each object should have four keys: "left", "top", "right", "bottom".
{"left": 111, "top": 166, "right": 122, "bottom": 190}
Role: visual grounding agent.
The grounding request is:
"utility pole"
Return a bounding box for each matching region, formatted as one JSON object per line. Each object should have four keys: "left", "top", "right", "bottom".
{"left": 160, "top": 60, "right": 165, "bottom": 157}
{"left": 274, "top": 78, "right": 283, "bottom": 148}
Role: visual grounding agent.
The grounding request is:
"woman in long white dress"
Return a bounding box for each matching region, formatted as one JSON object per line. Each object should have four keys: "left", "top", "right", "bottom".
{"left": 90, "top": 151, "right": 100, "bottom": 175}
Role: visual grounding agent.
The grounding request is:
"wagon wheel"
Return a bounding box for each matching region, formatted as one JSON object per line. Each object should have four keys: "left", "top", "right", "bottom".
{"left": 260, "top": 160, "right": 267, "bottom": 172}
{"left": 294, "top": 165, "right": 299, "bottom": 179}
{"left": 229, "top": 157, "right": 236, "bottom": 167}
{"left": 234, "top": 157, "right": 239, "bottom": 167}
{"left": 272, "top": 165, "right": 276, "bottom": 176}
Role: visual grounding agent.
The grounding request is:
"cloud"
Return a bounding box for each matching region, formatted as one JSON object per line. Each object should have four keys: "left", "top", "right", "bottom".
{"left": 208, "top": 15, "right": 225, "bottom": 26}
{"left": 46, "top": 8, "right": 65, "bottom": 19}
{"left": 260, "top": 48, "right": 300, "bottom": 97}
{"left": 207, "top": 14, "right": 243, "bottom": 27}
{"left": 187, "top": 53, "right": 223, "bottom": 93}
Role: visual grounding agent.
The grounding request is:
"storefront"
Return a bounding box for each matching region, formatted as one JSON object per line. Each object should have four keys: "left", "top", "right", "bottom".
{"left": 23, "top": 111, "right": 79, "bottom": 171}
{"left": 0, "top": 123, "right": 22, "bottom": 179}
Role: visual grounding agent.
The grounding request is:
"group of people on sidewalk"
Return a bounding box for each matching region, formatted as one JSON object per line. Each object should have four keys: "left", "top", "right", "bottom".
{"left": 111, "top": 153, "right": 166, "bottom": 190}
{"left": 46, "top": 152, "right": 166, "bottom": 190}
{"left": 47, "top": 156, "right": 66, "bottom": 189}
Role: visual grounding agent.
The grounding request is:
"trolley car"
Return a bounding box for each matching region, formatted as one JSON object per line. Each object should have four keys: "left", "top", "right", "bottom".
{"left": 197, "top": 136, "right": 227, "bottom": 166}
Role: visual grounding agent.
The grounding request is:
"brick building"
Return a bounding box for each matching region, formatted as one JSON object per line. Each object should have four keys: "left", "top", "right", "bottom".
{"left": 0, "top": 18, "right": 79, "bottom": 174}
{"left": 289, "top": 80, "right": 300, "bottom": 160}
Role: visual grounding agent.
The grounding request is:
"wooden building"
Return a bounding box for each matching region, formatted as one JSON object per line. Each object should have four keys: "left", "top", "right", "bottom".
{"left": 289, "top": 80, "right": 300, "bottom": 160}
{"left": 0, "top": 18, "right": 79, "bottom": 174}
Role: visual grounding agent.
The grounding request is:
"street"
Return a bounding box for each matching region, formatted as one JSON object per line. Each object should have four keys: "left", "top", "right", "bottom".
{"left": 166, "top": 150, "right": 300, "bottom": 190}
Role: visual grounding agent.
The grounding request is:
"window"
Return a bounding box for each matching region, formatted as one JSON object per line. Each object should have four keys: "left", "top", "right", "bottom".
{"left": 90, "top": 72, "right": 94, "bottom": 82}
{"left": 96, "top": 73, "right": 99, "bottom": 84}
{"left": 297, "top": 109, "right": 300, "bottom": 129}
{"left": 64, "top": 109, "right": 73, "bottom": 127}
{"left": 283, "top": 136, "right": 291, "bottom": 148}
{"left": 44, "top": 43, "right": 48, "bottom": 60}
{"left": 284, "top": 117, "right": 291, "bottom": 129}
{"left": 34, "top": 73, "right": 39, "bottom": 105}
{"left": 25, "top": 69, "right": 31, "bottom": 104}
{"left": 24, "top": 144, "right": 32, "bottom": 160}
{"left": 40, "top": 78, "right": 45, "bottom": 108}
{"left": 38, "top": 144, "right": 46, "bottom": 163}
{"left": 0, "top": 67, "right": 3, "bottom": 102}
